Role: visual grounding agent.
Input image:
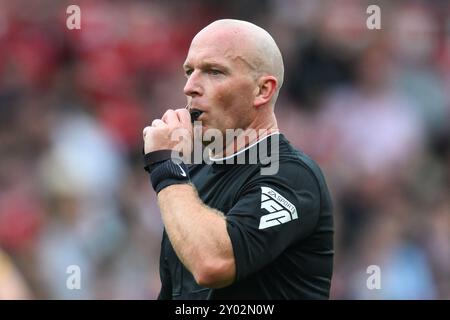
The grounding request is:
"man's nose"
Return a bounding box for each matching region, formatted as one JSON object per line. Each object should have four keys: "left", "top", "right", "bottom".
{"left": 183, "top": 71, "right": 202, "bottom": 97}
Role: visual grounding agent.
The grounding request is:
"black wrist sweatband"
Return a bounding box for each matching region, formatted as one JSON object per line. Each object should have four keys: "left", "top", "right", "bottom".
{"left": 143, "top": 150, "right": 190, "bottom": 193}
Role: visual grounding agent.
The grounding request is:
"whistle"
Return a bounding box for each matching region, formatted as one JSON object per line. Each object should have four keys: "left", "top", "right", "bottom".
{"left": 185, "top": 103, "right": 203, "bottom": 123}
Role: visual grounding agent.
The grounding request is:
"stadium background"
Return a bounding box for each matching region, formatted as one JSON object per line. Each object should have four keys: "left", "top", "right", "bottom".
{"left": 0, "top": 0, "right": 449, "bottom": 299}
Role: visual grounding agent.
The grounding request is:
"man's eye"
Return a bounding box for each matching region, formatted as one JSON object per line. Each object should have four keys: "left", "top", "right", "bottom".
{"left": 185, "top": 69, "right": 193, "bottom": 77}
{"left": 208, "top": 69, "right": 222, "bottom": 75}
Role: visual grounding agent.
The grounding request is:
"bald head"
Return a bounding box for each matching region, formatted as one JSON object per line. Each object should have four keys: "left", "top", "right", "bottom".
{"left": 190, "top": 19, "right": 284, "bottom": 102}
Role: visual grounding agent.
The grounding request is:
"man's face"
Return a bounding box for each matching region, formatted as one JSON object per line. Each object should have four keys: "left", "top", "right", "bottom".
{"left": 183, "top": 31, "right": 258, "bottom": 136}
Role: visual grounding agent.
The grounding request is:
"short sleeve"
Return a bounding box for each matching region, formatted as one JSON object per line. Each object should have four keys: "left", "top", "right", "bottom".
{"left": 226, "top": 160, "right": 321, "bottom": 281}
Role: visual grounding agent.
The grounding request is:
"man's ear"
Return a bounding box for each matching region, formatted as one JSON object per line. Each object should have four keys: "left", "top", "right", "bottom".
{"left": 253, "top": 76, "right": 278, "bottom": 108}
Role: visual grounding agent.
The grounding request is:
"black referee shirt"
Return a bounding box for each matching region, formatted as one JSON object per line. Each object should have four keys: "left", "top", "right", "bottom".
{"left": 158, "top": 133, "right": 334, "bottom": 300}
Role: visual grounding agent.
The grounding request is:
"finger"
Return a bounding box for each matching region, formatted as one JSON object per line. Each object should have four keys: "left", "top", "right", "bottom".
{"left": 161, "top": 109, "right": 171, "bottom": 123}
{"left": 162, "top": 109, "right": 179, "bottom": 126}
{"left": 151, "top": 119, "right": 166, "bottom": 127}
{"left": 175, "top": 109, "right": 192, "bottom": 127}
{"left": 143, "top": 126, "right": 152, "bottom": 139}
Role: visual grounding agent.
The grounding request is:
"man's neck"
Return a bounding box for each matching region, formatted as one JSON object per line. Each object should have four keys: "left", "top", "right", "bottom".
{"left": 210, "top": 116, "right": 279, "bottom": 159}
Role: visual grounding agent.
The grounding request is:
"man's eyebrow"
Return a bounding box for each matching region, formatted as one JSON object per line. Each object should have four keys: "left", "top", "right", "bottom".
{"left": 183, "top": 61, "right": 229, "bottom": 70}
{"left": 201, "top": 61, "right": 227, "bottom": 69}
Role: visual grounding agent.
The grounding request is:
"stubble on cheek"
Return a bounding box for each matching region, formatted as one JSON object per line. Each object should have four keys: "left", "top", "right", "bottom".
{"left": 211, "top": 78, "right": 254, "bottom": 131}
{"left": 210, "top": 91, "right": 230, "bottom": 129}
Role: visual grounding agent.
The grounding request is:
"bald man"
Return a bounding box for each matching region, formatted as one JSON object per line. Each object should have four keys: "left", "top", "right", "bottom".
{"left": 143, "top": 19, "right": 334, "bottom": 299}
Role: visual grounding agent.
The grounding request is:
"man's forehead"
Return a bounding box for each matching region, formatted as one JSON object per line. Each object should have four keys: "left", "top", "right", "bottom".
{"left": 190, "top": 26, "right": 252, "bottom": 54}
{"left": 185, "top": 33, "right": 254, "bottom": 67}
{"left": 184, "top": 43, "right": 239, "bottom": 66}
{"left": 184, "top": 49, "right": 233, "bottom": 65}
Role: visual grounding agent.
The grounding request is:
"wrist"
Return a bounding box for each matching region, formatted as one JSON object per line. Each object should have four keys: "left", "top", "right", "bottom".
{"left": 144, "top": 150, "right": 190, "bottom": 193}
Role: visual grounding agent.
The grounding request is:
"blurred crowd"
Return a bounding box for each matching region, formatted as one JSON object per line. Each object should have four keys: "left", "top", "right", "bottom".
{"left": 0, "top": 0, "right": 449, "bottom": 299}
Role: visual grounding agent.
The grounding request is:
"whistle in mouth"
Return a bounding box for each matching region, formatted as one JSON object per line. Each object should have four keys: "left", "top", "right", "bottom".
{"left": 190, "top": 109, "right": 203, "bottom": 123}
